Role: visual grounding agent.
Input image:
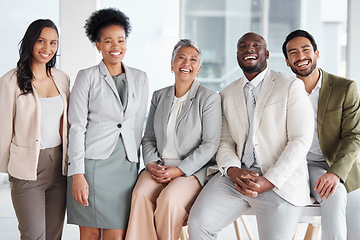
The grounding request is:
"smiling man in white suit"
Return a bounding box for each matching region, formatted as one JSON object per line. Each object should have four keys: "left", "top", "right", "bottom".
{"left": 188, "top": 32, "right": 314, "bottom": 239}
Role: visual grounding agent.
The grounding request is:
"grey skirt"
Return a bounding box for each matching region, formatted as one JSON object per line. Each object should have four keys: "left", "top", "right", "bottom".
{"left": 67, "top": 137, "right": 138, "bottom": 229}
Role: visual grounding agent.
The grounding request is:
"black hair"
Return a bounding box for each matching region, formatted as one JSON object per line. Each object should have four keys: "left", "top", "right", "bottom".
{"left": 85, "top": 8, "right": 131, "bottom": 44}
{"left": 282, "top": 29, "right": 318, "bottom": 59}
{"left": 16, "top": 19, "right": 58, "bottom": 94}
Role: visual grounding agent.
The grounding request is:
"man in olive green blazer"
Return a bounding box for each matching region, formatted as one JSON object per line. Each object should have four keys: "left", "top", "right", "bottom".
{"left": 283, "top": 29, "right": 360, "bottom": 240}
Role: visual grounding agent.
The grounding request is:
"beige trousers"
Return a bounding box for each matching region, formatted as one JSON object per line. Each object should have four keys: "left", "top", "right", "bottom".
{"left": 126, "top": 170, "right": 202, "bottom": 240}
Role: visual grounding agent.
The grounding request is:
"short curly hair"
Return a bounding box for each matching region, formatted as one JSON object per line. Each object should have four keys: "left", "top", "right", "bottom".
{"left": 84, "top": 8, "right": 131, "bottom": 44}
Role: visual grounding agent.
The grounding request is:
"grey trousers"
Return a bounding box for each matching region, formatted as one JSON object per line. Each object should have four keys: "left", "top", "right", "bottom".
{"left": 9, "top": 145, "right": 66, "bottom": 240}
{"left": 188, "top": 172, "right": 304, "bottom": 240}
{"left": 308, "top": 161, "right": 360, "bottom": 240}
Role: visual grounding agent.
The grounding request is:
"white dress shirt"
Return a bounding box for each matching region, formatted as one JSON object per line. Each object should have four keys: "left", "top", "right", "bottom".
{"left": 307, "top": 70, "right": 326, "bottom": 162}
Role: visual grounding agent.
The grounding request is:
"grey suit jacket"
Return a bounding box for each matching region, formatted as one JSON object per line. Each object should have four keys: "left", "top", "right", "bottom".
{"left": 67, "top": 61, "right": 149, "bottom": 176}
{"left": 142, "top": 81, "right": 222, "bottom": 186}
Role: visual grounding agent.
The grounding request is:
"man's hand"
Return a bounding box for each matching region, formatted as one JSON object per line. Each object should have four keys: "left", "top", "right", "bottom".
{"left": 227, "top": 167, "right": 274, "bottom": 197}
{"left": 314, "top": 172, "right": 340, "bottom": 199}
{"left": 227, "top": 167, "right": 259, "bottom": 197}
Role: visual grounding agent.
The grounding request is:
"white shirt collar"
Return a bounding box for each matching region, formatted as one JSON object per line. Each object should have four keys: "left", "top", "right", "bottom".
{"left": 242, "top": 67, "right": 269, "bottom": 89}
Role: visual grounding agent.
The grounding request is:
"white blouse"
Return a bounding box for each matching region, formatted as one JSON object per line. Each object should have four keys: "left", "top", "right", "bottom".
{"left": 161, "top": 90, "right": 190, "bottom": 162}
{"left": 39, "top": 94, "right": 63, "bottom": 149}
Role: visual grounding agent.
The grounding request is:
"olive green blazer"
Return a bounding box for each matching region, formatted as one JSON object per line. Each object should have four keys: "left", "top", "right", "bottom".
{"left": 318, "top": 69, "right": 360, "bottom": 192}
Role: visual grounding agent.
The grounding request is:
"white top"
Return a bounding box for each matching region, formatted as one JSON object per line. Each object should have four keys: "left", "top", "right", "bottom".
{"left": 162, "top": 90, "right": 190, "bottom": 161}
{"left": 306, "top": 70, "right": 326, "bottom": 162}
{"left": 39, "top": 94, "right": 63, "bottom": 149}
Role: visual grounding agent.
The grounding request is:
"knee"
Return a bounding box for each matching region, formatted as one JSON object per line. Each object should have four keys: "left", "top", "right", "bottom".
{"left": 187, "top": 203, "right": 211, "bottom": 237}
{"left": 131, "top": 182, "right": 153, "bottom": 205}
{"left": 80, "top": 227, "right": 101, "bottom": 240}
{"left": 156, "top": 189, "right": 179, "bottom": 208}
{"left": 321, "top": 185, "right": 347, "bottom": 207}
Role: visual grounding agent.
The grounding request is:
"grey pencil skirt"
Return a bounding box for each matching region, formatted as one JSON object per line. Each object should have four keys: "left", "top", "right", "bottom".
{"left": 67, "top": 137, "right": 138, "bottom": 229}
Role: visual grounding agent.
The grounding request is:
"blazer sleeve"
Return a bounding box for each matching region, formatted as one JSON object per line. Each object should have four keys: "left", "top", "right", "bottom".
{"left": 134, "top": 73, "right": 149, "bottom": 150}
{"left": 0, "top": 72, "right": 16, "bottom": 173}
{"left": 142, "top": 91, "right": 162, "bottom": 167}
{"left": 328, "top": 81, "right": 360, "bottom": 180}
{"left": 177, "top": 92, "right": 222, "bottom": 177}
{"left": 264, "top": 79, "right": 314, "bottom": 189}
{"left": 67, "top": 70, "right": 90, "bottom": 176}
{"left": 216, "top": 90, "right": 243, "bottom": 173}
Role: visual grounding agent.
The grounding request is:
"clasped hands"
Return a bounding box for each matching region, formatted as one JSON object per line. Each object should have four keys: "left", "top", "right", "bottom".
{"left": 227, "top": 167, "right": 274, "bottom": 197}
{"left": 147, "top": 161, "right": 184, "bottom": 184}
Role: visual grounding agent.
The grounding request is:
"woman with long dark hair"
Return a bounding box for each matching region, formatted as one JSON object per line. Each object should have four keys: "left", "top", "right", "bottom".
{"left": 0, "top": 19, "right": 70, "bottom": 240}
{"left": 66, "top": 8, "right": 148, "bottom": 240}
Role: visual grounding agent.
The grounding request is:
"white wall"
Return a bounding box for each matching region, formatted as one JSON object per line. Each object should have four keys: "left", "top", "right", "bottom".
{"left": 347, "top": 0, "right": 360, "bottom": 83}
{"left": 59, "top": 0, "right": 101, "bottom": 86}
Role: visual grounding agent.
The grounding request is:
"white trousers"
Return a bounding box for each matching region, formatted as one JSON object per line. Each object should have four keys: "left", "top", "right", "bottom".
{"left": 188, "top": 172, "right": 304, "bottom": 240}
{"left": 308, "top": 161, "right": 360, "bottom": 240}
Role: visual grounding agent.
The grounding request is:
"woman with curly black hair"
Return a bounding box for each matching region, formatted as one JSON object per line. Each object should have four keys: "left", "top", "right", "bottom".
{"left": 0, "top": 19, "right": 70, "bottom": 240}
{"left": 66, "top": 8, "right": 149, "bottom": 240}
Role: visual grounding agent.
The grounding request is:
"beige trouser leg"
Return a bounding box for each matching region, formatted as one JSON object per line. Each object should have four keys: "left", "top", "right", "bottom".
{"left": 125, "top": 170, "right": 201, "bottom": 240}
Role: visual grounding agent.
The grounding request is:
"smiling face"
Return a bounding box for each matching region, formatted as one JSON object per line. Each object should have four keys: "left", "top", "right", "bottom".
{"left": 285, "top": 36, "right": 319, "bottom": 77}
{"left": 31, "top": 27, "right": 58, "bottom": 66}
{"left": 96, "top": 24, "right": 127, "bottom": 69}
{"left": 237, "top": 33, "right": 269, "bottom": 79}
{"left": 171, "top": 46, "right": 201, "bottom": 84}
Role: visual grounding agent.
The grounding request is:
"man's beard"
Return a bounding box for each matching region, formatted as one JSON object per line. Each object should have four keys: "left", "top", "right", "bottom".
{"left": 290, "top": 60, "right": 317, "bottom": 77}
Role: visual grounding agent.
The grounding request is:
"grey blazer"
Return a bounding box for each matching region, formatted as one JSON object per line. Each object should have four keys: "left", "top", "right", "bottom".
{"left": 67, "top": 60, "right": 149, "bottom": 176}
{"left": 142, "top": 80, "right": 222, "bottom": 186}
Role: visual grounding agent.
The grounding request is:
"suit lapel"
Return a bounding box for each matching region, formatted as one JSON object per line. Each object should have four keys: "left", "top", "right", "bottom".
{"left": 232, "top": 77, "right": 249, "bottom": 131}
{"left": 253, "top": 69, "right": 275, "bottom": 130}
{"left": 318, "top": 70, "right": 332, "bottom": 128}
{"left": 161, "top": 86, "right": 174, "bottom": 141}
{"left": 99, "top": 61, "right": 123, "bottom": 110}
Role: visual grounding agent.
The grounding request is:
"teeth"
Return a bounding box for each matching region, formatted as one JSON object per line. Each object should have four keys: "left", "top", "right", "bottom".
{"left": 180, "top": 69, "right": 190, "bottom": 73}
{"left": 244, "top": 56, "right": 256, "bottom": 60}
{"left": 298, "top": 61, "right": 308, "bottom": 67}
{"left": 40, "top": 53, "right": 50, "bottom": 57}
{"left": 110, "top": 52, "right": 120, "bottom": 56}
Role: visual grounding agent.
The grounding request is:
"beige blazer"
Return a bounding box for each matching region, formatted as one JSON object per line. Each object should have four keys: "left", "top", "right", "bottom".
{"left": 142, "top": 81, "right": 222, "bottom": 186}
{"left": 217, "top": 69, "right": 314, "bottom": 206}
{"left": 0, "top": 68, "right": 70, "bottom": 180}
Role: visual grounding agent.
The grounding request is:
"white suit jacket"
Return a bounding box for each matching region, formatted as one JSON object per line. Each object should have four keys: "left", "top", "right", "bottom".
{"left": 0, "top": 68, "right": 70, "bottom": 180}
{"left": 142, "top": 81, "right": 222, "bottom": 186}
{"left": 217, "top": 69, "right": 313, "bottom": 206}
{"left": 67, "top": 61, "right": 149, "bottom": 176}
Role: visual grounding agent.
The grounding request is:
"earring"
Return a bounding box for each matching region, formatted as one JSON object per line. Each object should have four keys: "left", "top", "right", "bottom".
{"left": 98, "top": 50, "right": 101, "bottom": 53}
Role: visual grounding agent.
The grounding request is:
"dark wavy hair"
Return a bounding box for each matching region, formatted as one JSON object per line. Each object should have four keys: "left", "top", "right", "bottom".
{"left": 282, "top": 29, "right": 318, "bottom": 59}
{"left": 16, "top": 19, "right": 58, "bottom": 94}
{"left": 85, "top": 8, "right": 131, "bottom": 44}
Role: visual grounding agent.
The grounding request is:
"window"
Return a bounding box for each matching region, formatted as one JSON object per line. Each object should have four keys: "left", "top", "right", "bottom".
{"left": 0, "top": 0, "right": 60, "bottom": 76}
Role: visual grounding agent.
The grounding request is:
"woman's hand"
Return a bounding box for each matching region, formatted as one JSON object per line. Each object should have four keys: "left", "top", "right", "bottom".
{"left": 72, "top": 174, "right": 89, "bottom": 206}
{"left": 147, "top": 162, "right": 184, "bottom": 184}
